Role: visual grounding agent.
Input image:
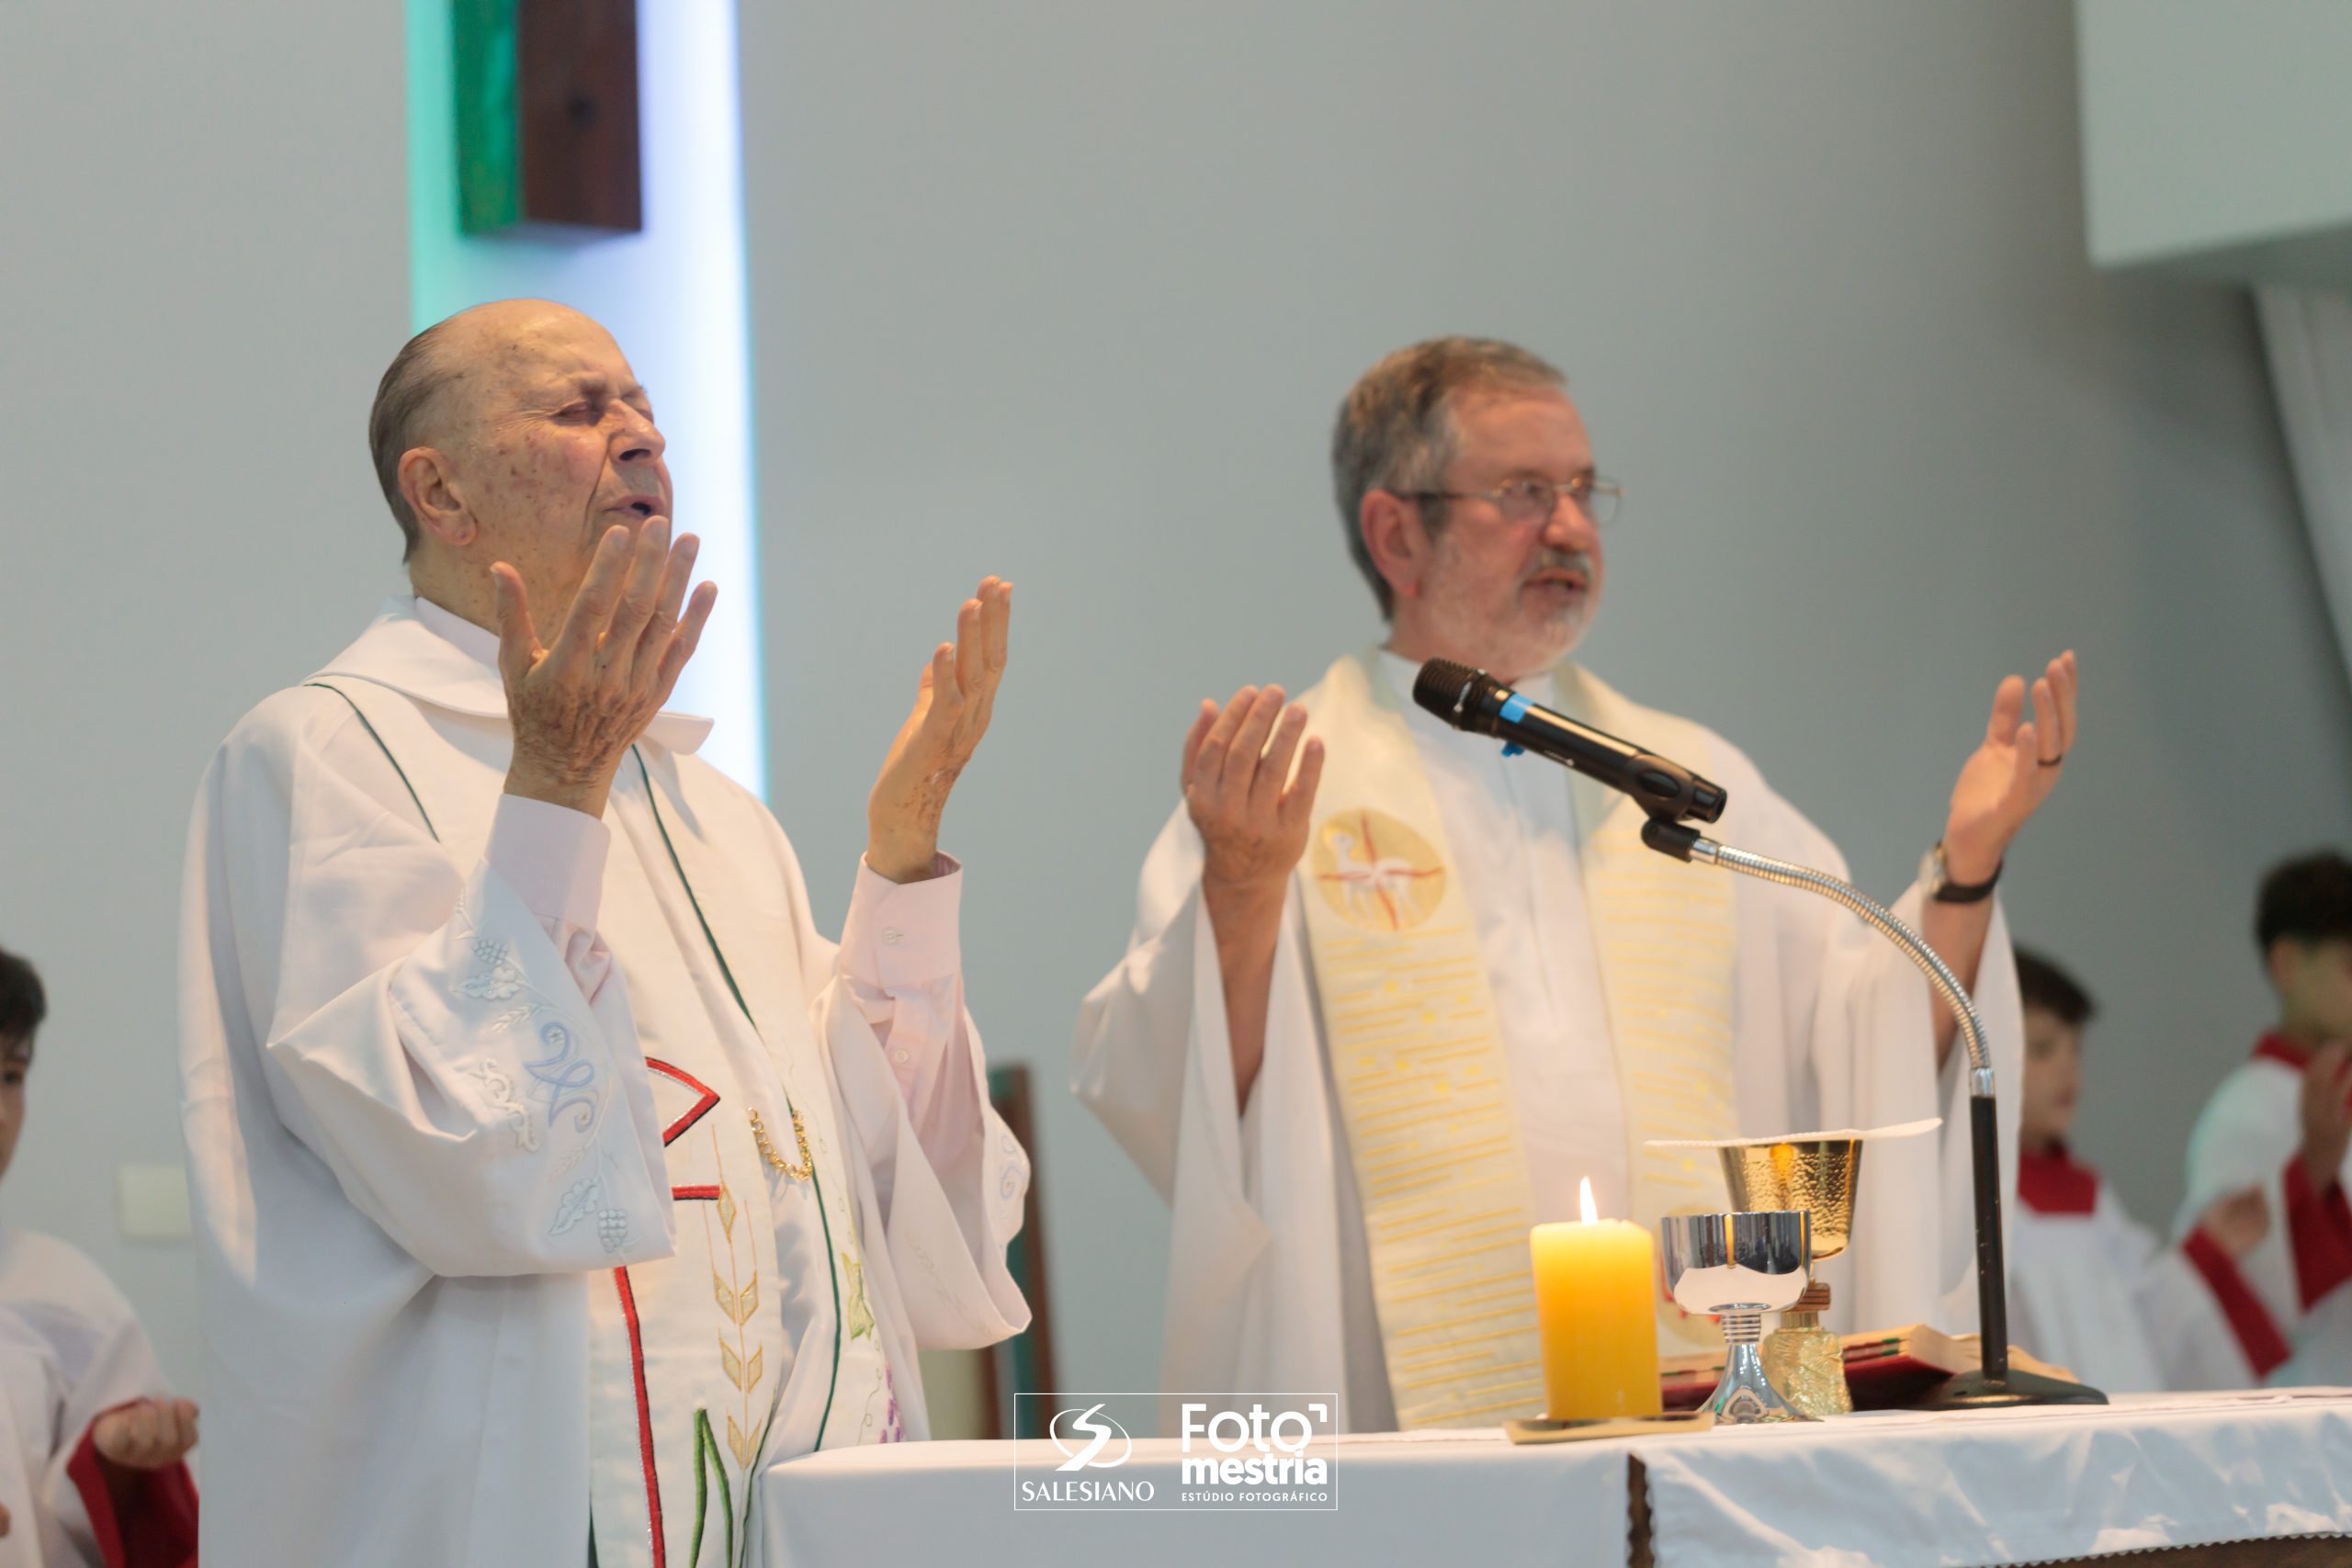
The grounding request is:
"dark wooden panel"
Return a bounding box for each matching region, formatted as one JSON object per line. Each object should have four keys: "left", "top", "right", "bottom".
{"left": 516, "top": 0, "right": 639, "bottom": 232}
{"left": 457, "top": 0, "right": 641, "bottom": 236}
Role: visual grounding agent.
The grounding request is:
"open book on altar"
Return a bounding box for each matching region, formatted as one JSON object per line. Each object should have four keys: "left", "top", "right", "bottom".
{"left": 1661, "top": 1325, "right": 2078, "bottom": 1412}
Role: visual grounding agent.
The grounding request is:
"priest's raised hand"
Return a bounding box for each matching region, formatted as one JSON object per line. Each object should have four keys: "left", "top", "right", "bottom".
{"left": 1941, "top": 649, "right": 2080, "bottom": 883}
{"left": 1921, "top": 649, "right": 2081, "bottom": 1067}
{"left": 865, "top": 576, "right": 1013, "bottom": 883}
{"left": 491, "top": 515, "right": 718, "bottom": 819}
{"left": 1182, "top": 683, "right": 1327, "bottom": 1106}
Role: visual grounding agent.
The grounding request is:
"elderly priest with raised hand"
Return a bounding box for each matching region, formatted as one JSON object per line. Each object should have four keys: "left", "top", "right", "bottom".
{"left": 1074, "top": 337, "right": 2078, "bottom": 1431}
{"left": 179, "top": 299, "right": 1029, "bottom": 1567}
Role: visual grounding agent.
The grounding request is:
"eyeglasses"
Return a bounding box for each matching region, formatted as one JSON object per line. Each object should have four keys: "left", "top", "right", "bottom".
{"left": 1407, "top": 475, "right": 1623, "bottom": 528}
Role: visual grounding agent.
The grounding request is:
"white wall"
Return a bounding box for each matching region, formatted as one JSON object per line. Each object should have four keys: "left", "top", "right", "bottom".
{"left": 0, "top": 5, "right": 410, "bottom": 1392}
{"left": 740, "top": 0, "right": 2352, "bottom": 1396}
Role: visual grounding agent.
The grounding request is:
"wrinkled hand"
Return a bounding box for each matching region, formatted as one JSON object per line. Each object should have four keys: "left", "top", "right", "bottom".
{"left": 2300, "top": 1041, "right": 2352, "bottom": 1191}
{"left": 1183, "top": 685, "right": 1324, "bottom": 897}
{"left": 493, "top": 519, "right": 717, "bottom": 818}
{"left": 2196, "top": 1188, "right": 2270, "bottom": 1260}
{"left": 1942, "top": 650, "right": 2078, "bottom": 882}
{"left": 92, "top": 1398, "right": 199, "bottom": 1471}
{"left": 866, "top": 578, "right": 1011, "bottom": 882}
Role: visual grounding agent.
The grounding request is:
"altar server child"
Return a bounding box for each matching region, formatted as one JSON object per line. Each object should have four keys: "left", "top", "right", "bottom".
{"left": 0, "top": 945, "right": 198, "bottom": 1566}
{"left": 2007, "top": 947, "right": 2270, "bottom": 1391}
{"left": 2177, "top": 851, "right": 2352, "bottom": 1384}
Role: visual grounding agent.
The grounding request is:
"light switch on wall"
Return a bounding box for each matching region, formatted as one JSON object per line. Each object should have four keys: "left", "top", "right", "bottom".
{"left": 117, "top": 1164, "right": 192, "bottom": 1242}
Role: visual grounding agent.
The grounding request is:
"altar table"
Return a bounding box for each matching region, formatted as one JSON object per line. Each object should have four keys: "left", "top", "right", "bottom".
{"left": 759, "top": 1390, "right": 2352, "bottom": 1567}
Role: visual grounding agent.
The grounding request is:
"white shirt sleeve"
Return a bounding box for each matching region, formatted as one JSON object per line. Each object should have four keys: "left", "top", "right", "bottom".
{"left": 485, "top": 793, "right": 617, "bottom": 1001}
{"left": 832, "top": 853, "right": 978, "bottom": 1173}
{"left": 768, "top": 819, "right": 1030, "bottom": 1352}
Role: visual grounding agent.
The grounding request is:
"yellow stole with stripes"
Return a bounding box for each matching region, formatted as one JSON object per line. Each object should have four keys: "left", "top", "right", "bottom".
{"left": 1294, "top": 650, "right": 1738, "bottom": 1428}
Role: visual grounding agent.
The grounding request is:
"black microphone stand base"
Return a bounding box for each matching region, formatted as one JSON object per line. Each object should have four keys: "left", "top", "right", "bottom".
{"left": 1916, "top": 1366, "right": 2108, "bottom": 1411}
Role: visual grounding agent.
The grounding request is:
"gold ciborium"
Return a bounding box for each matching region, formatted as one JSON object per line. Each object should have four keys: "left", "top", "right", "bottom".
{"left": 1717, "top": 1135, "right": 1863, "bottom": 1416}
{"left": 1718, "top": 1135, "right": 1864, "bottom": 1273}
{"left": 1646, "top": 1120, "right": 1941, "bottom": 1417}
{"left": 1703, "top": 1120, "right": 1944, "bottom": 1415}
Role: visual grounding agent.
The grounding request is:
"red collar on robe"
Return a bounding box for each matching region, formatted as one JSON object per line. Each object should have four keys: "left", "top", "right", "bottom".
{"left": 2255, "top": 1032, "right": 2314, "bottom": 1070}
{"left": 2017, "top": 1143, "right": 2100, "bottom": 1215}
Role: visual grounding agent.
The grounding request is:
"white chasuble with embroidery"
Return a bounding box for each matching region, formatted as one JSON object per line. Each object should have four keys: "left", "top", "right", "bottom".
{"left": 584, "top": 770, "right": 895, "bottom": 1568}
{"left": 1077, "top": 649, "right": 2023, "bottom": 1431}
{"left": 180, "top": 599, "right": 1030, "bottom": 1568}
{"left": 307, "top": 688, "right": 899, "bottom": 1568}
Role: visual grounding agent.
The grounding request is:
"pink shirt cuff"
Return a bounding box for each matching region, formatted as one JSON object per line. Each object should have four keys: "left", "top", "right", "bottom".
{"left": 840, "top": 852, "right": 963, "bottom": 986}
{"left": 485, "top": 794, "right": 612, "bottom": 930}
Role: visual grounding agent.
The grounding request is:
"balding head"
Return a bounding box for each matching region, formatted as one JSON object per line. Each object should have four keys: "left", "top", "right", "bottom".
{"left": 377, "top": 299, "right": 670, "bottom": 632}
{"left": 368, "top": 300, "right": 607, "bottom": 561}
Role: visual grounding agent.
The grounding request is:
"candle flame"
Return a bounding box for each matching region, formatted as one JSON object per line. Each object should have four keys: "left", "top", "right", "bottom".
{"left": 1578, "top": 1176, "right": 1598, "bottom": 1224}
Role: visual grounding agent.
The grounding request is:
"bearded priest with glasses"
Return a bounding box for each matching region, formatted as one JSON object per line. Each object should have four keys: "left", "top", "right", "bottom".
{"left": 1073, "top": 337, "right": 2076, "bottom": 1431}
{"left": 178, "top": 300, "right": 1029, "bottom": 1566}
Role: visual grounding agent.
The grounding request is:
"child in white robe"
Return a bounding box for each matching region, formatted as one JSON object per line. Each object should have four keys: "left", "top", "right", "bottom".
{"left": 2007, "top": 948, "right": 2273, "bottom": 1392}
{"left": 2177, "top": 851, "right": 2352, "bottom": 1385}
{"left": 0, "top": 947, "right": 198, "bottom": 1567}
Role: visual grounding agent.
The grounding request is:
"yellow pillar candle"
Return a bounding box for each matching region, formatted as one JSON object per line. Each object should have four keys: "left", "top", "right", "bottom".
{"left": 1529, "top": 1179, "right": 1663, "bottom": 1420}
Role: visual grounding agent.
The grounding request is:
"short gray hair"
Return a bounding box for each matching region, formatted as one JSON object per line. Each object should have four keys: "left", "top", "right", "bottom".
{"left": 1329, "top": 337, "right": 1566, "bottom": 617}
{"left": 367, "top": 319, "right": 467, "bottom": 563}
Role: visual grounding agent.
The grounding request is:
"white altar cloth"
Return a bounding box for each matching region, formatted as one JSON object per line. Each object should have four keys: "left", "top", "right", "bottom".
{"left": 758, "top": 1392, "right": 2352, "bottom": 1567}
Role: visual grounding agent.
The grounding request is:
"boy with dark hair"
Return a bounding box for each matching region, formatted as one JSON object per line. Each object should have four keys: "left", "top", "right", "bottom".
{"left": 0, "top": 945, "right": 198, "bottom": 1565}
{"left": 2177, "top": 851, "right": 2352, "bottom": 1384}
{"left": 2007, "top": 948, "right": 2269, "bottom": 1390}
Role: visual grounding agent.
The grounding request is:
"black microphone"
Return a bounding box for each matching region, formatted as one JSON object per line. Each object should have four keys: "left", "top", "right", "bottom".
{"left": 1411, "top": 658, "right": 1727, "bottom": 824}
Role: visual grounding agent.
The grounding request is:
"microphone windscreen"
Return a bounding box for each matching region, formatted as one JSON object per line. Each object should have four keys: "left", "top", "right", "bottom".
{"left": 1412, "top": 659, "right": 1482, "bottom": 725}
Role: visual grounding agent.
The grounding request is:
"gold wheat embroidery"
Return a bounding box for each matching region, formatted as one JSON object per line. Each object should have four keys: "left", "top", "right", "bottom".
{"left": 705, "top": 1128, "right": 765, "bottom": 1472}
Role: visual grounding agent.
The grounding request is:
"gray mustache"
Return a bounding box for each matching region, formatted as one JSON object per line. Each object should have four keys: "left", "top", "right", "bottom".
{"left": 1524, "top": 551, "right": 1595, "bottom": 581}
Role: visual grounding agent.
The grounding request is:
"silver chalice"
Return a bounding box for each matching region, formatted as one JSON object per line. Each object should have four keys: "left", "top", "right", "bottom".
{"left": 1658, "top": 1210, "right": 1814, "bottom": 1425}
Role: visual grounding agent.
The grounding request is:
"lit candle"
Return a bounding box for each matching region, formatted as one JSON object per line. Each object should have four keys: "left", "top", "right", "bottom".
{"left": 1529, "top": 1178, "right": 1663, "bottom": 1421}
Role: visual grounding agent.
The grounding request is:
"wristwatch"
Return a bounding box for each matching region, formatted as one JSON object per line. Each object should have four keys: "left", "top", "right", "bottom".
{"left": 1923, "top": 841, "right": 2001, "bottom": 905}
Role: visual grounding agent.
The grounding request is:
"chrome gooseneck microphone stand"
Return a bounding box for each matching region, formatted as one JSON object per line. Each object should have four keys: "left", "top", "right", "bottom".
{"left": 1638, "top": 816, "right": 2103, "bottom": 1409}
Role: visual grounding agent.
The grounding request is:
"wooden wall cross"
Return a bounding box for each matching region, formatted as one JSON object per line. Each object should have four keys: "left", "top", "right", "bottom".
{"left": 455, "top": 0, "right": 642, "bottom": 236}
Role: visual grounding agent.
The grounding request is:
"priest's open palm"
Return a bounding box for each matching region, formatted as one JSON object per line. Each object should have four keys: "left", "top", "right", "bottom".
{"left": 1184, "top": 684, "right": 1325, "bottom": 894}
{"left": 493, "top": 517, "right": 717, "bottom": 818}
{"left": 866, "top": 577, "right": 1012, "bottom": 882}
{"left": 1941, "top": 650, "right": 2078, "bottom": 878}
